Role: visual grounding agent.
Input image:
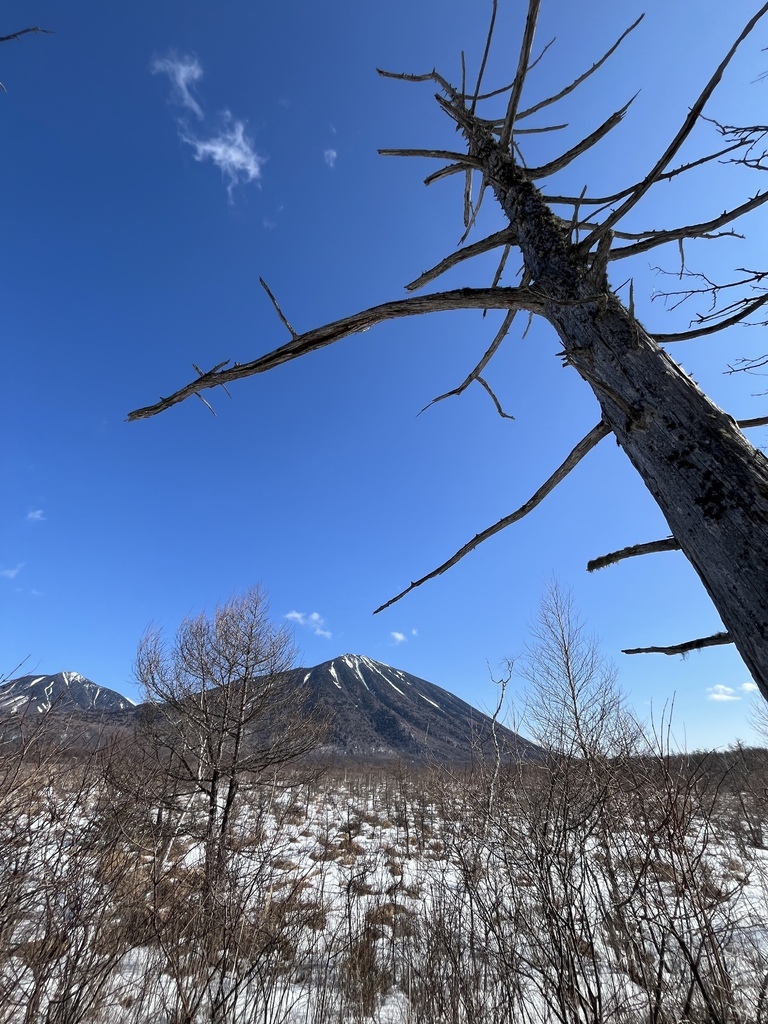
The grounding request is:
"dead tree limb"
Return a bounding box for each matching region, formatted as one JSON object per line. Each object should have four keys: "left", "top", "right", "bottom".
{"left": 128, "top": 287, "right": 541, "bottom": 421}
{"left": 524, "top": 97, "right": 636, "bottom": 180}
{"left": 0, "top": 25, "right": 52, "bottom": 92}
{"left": 406, "top": 229, "right": 516, "bottom": 292}
{"left": 655, "top": 292, "right": 768, "bottom": 343}
{"left": 543, "top": 141, "right": 751, "bottom": 209}
{"left": 498, "top": 0, "right": 541, "bottom": 149}
{"left": 419, "top": 308, "right": 519, "bottom": 414}
{"left": 580, "top": 1, "right": 768, "bottom": 250}
{"left": 587, "top": 537, "right": 681, "bottom": 573}
{"left": 623, "top": 632, "right": 732, "bottom": 656}
{"left": 0, "top": 26, "right": 52, "bottom": 44}
{"left": 515, "top": 15, "right": 644, "bottom": 122}
{"left": 609, "top": 192, "right": 768, "bottom": 260}
{"left": 374, "top": 421, "right": 610, "bottom": 613}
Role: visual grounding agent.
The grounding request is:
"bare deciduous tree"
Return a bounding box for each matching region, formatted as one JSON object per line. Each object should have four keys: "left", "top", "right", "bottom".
{"left": 134, "top": 586, "right": 323, "bottom": 894}
{"left": 129, "top": 3, "right": 768, "bottom": 696}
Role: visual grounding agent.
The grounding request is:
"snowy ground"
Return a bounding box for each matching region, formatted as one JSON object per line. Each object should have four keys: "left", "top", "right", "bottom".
{"left": 1, "top": 752, "right": 767, "bottom": 1023}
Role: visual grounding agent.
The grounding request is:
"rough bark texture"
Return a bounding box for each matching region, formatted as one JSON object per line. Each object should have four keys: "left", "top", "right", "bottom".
{"left": 473, "top": 130, "right": 768, "bottom": 696}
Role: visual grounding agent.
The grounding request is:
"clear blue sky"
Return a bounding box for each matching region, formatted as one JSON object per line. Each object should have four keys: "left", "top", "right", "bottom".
{"left": 2, "top": 0, "right": 767, "bottom": 748}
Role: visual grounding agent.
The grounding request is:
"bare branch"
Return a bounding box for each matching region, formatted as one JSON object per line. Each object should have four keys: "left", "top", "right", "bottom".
{"left": 609, "top": 191, "right": 768, "bottom": 260}
{"left": 735, "top": 414, "right": 768, "bottom": 428}
{"left": 542, "top": 139, "right": 750, "bottom": 207}
{"left": 524, "top": 96, "right": 636, "bottom": 180}
{"left": 463, "top": 167, "right": 472, "bottom": 229}
{"left": 0, "top": 26, "right": 53, "bottom": 44}
{"left": 405, "top": 228, "right": 516, "bottom": 292}
{"left": 128, "top": 287, "right": 542, "bottom": 421}
{"left": 510, "top": 122, "right": 568, "bottom": 135}
{"left": 424, "top": 162, "right": 467, "bottom": 186}
{"left": 460, "top": 177, "right": 489, "bottom": 243}
{"left": 195, "top": 393, "right": 217, "bottom": 417}
{"left": 516, "top": 15, "right": 644, "bottom": 121}
{"left": 193, "top": 361, "right": 231, "bottom": 400}
{"left": 526, "top": 36, "right": 556, "bottom": 74}
{"left": 374, "top": 421, "right": 610, "bottom": 613}
{"left": 259, "top": 277, "right": 298, "bottom": 339}
{"left": 622, "top": 632, "right": 732, "bottom": 656}
{"left": 476, "top": 374, "right": 515, "bottom": 418}
{"left": 377, "top": 68, "right": 455, "bottom": 95}
{"left": 651, "top": 266, "right": 767, "bottom": 313}
{"left": 499, "top": 0, "right": 542, "bottom": 150}
{"left": 378, "top": 148, "right": 483, "bottom": 168}
{"left": 419, "top": 307, "right": 520, "bottom": 413}
{"left": 0, "top": 24, "right": 52, "bottom": 91}
{"left": 581, "top": 2, "right": 768, "bottom": 249}
{"left": 587, "top": 537, "right": 681, "bottom": 573}
{"left": 470, "top": 0, "right": 498, "bottom": 114}
{"left": 490, "top": 243, "right": 512, "bottom": 289}
{"left": 655, "top": 291, "right": 768, "bottom": 343}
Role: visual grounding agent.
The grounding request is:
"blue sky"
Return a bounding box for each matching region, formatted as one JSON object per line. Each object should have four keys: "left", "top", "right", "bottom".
{"left": 2, "top": 0, "right": 768, "bottom": 748}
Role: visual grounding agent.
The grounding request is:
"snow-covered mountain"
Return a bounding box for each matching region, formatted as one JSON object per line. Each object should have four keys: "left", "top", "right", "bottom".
{"left": 293, "top": 654, "right": 539, "bottom": 763}
{"left": 0, "top": 658, "right": 536, "bottom": 763}
{"left": 0, "top": 671, "right": 135, "bottom": 715}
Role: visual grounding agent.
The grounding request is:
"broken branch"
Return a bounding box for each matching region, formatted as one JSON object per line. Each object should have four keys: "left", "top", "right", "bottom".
{"left": 259, "top": 277, "right": 298, "bottom": 339}
{"left": 374, "top": 421, "right": 610, "bottom": 613}
{"left": 524, "top": 96, "right": 636, "bottom": 180}
{"left": 0, "top": 26, "right": 52, "bottom": 44}
{"left": 622, "top": 632, "right": 732, "bottom": 656}
{"left": 587, "top": 537, "right": 681, "bottom": 572}
{"left": 378, "top": 148, "right": 482, "bottom": 168}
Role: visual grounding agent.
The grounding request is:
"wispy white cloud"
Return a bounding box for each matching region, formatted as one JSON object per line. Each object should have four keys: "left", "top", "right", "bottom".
{"left": 391, "top": 631, "right": 406, "bottom": 645}
{"left": 182, "top": 114, "right": 264, "bottom": 199}
{"left": 411, "top": 628, "right": 418, "bottom": 637}
{"left": 152, "top": 52, "right": 264, "bottom": 200}
{"left": 286, "top": 610, "right": 332, "bottom": 639}
{"left": 707, "top": 684, "right": 740, "bottom": 702}
{"left": 151, "top": 53, "right": 204, "bottom": 119}
{"left": 26, "top": 509, "right": 45, "bottom": 522}
{"left": 323, "top": 148, "right": 337, "bottom": 169}
{"left": 742, "top": 681, "right": 759, "bottom": 693}
{"left": 0, "top": 563, "right": 24, "bottom": 580}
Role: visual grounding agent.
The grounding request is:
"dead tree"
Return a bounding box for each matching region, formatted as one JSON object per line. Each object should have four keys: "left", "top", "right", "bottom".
{"left": 130, "top": 3, "right": 768, "bottom": 697}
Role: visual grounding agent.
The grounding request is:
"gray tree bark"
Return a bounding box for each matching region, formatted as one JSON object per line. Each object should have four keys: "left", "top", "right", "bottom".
{"left": 477, "top": 135, "right": 768, "bottom": 696}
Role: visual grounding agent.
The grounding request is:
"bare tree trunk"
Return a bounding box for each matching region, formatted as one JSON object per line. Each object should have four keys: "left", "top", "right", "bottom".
{"left": 481, "top": 152, "right": 768, "bottom": 694}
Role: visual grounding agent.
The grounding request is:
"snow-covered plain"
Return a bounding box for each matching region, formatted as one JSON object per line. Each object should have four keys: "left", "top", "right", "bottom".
{"left": 1, "top": 747, "right": 767, "bottom": 1024}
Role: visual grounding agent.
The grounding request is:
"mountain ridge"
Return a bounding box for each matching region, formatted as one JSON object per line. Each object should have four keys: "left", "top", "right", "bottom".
{"left": 0, "top": 657, "right": 537, "bottom": 763}
{"left": 0, "top": 671, "right": 135, "bottom": 715}
{"left": 290, "top": 653, "right": 538, "bottom": 763}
